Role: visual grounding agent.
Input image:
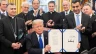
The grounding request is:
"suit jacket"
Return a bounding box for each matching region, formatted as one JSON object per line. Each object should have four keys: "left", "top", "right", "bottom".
{"left": 88, "top": 14, "right": 96, "bottom": 49}
{"left": 16, "top": 12, "right": 29, "bottom": 22}
{"left": 27, "top": 10, "right": 45, "bottom": 20}
{"left": 0, "top": 13, "right": 6, "bottom": 19}
{"left": 90, "top": 14, "right": 96, "bottom": 32}
{"left": 63, "top": 12, "right": 91, "bottom": 52}
{"left": 0, "top": 16, "right": 26, "bottom": 54}
{"left": 60, "top": 10, "right": 73, "bottom": 19}
{"left": 16, "top": 12, "right": 32, "bottom": 30}
{"left": 26, "top": 31, "right": 53, "bottom": 54}
{"left": 42, "top": 11, "right": 63, "bottom": 29}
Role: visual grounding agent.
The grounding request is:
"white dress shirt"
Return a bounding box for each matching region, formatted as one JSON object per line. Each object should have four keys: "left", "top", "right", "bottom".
{"left": 65, "top": 10, "right": 71, "bottom": 15}
{"left": 90, "top": 14, "right": 92, "bottom": 18}
{"left": 36, "top": 33, "right": 45, "bottom": 54}
{"left": 0, "top": 9, "right": 7, "bottom": 16}
{"left": 33, "top": 9, "right": 39, "bottom": 16}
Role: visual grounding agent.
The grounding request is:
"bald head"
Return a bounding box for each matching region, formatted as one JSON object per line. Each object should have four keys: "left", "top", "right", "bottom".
{"left": 62, "top": 0, "right": 70, "bottom": 11}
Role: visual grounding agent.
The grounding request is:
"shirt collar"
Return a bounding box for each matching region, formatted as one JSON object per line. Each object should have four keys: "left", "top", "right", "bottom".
{"left": 74, "top": 11, "right": 82, "bottom": 16}
{"left": 49, "top": 11, "right": 55, "bottom": 14}
{"left": 33, "top": 9, "right": 39, "bottom": 12}
{"left": 36, "top": 33, "right": 43, "bottom": 38}
{"left": 0, "top": 9, "right": 6, "bottom": 14}
{"left": 8, "top": 15, "right": 15, "bottom": 19}
{"left": 90, "top": 14, "right": 92, "bottom": 17}
{"left": 65, "top": 10, "right": 70, "bottom": 14}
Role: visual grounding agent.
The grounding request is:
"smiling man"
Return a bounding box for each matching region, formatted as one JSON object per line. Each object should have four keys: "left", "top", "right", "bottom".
{"left": 42, "top": 1, "right": 63, "bottom": 29}
{"left": 0, "top": 3, "right": 26, "bottom": 54}
{"left": 63, "top": 0, "right": 91, "bottom": 53}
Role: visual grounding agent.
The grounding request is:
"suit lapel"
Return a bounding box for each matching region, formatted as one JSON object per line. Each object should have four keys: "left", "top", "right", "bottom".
{"left": 43, "top": 31, "right": 48, "bottom": 47}
{"left": 81, "top": 13, "right": 85, "bottom": 25}
{"left": 69, "top": 10, "right": 72, "bottom": 13}
{"left": 71, "top": 13, "right": 76, "bottom": 27}
{"left": 63, "top": 11, "right": 65, "bottom": 16}
{"left": 32, "top": 31, "right": 48, "bottom": 48}
{"left": 33, "top": 32, "right": 40, "bottom": 48}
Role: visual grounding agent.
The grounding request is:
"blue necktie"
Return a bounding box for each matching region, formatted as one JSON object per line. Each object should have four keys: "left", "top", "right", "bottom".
{"left": 76, "top": 14, "right": 80, "bottom": 26}
{"left": 39, "top": 35, "right": 43, "bottom": 49}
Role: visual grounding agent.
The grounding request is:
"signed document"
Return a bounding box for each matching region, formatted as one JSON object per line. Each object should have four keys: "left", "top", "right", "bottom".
{"left": 48, "top": 29, "right": 80, "bottom": 52}
{"left": 63, "top": 29, "right": 79, "bottom": 52}
{"left": 48, "top": 29, "right": 62, "bottom": 52}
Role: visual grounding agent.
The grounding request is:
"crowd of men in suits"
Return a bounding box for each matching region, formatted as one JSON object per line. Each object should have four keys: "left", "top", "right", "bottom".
{"left": 0, "top": 0, "right": 96, "bottom": 54}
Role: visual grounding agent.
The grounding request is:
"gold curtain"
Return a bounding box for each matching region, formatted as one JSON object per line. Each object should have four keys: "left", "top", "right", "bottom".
{"left": 8, "top": 0, "right": 25, "bottom": 14}
{"left": 60, "top": 0, "right": 63, "bottom": 12}
{"left": 59, "top": 0, "right": 89, "bottom": 12}
{"left": 8, "top": 0, "right": 88, "bottom": 13}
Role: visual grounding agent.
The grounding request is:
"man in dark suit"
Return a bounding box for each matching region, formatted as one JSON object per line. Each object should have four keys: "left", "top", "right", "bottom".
{"left": 0, "top": 3, "right": 26, "bottom": 54}
{"left": 26, "top": 19, "right": 53, "bottom": 54}
{"left": 17, "top": 1, "right": 33, "bottom": 34}
{"left": 63, "top": 0, "right": 91, "bottom": 53}
{"left": 26, "top": 0, "right": 45, "bottom": 32}
{"left": 17, "top": 1, "right": 29, "bottom": 22}
{"left": 82, "top": 3, "right": 96, "bottom": 49}
{"left": 60, "top": 0, "right": 73, "bottom": 19}
{"left": 42, "top": 1, "right": 63, "bottom": 29}
{"left": 27, "top": 0, "right": 44, "bottom": 20}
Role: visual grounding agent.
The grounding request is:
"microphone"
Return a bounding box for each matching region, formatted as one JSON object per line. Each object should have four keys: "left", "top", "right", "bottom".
{"left": 63, "top": 19, "right": 65, "bottom": 29}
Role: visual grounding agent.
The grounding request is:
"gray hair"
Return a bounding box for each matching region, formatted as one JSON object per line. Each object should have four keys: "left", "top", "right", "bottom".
{"left": 83, "top": 2, "right": 92, "bottom": 8}
{"left": 62, "top": 0, "right": 70, "bottom": 6}
{"left": 32, "top": 19, "right": 44, "bottom": 27}
{"left": 21, "top": 1, "right": 29, "bottom": 7}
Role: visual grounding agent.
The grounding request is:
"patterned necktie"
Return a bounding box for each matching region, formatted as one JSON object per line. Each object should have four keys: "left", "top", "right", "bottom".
{"left": 76, "top": 14, "right": 80, "bottom": 26}
{"left": 39, "top": 35, "right": 43, "bottom": 49}
{"left": 65, "top": 12, "right": 68, "bottom": 15}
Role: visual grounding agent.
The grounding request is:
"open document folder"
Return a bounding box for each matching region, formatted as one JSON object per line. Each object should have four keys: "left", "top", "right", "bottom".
{"left": 48, "top": 29, "right": 81, "bottom": 53}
